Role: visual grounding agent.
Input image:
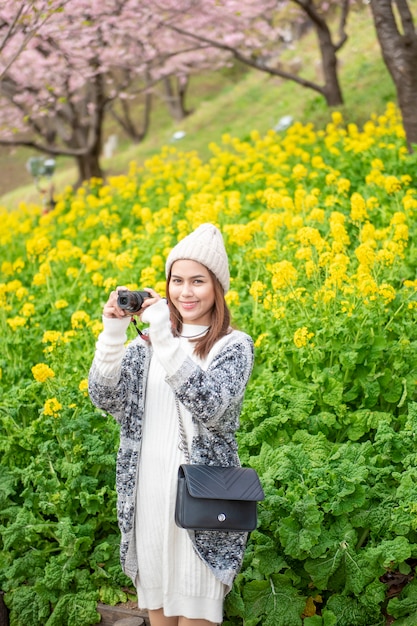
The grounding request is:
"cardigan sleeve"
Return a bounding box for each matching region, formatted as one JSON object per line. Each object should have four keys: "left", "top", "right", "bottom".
{"left": 167, "top": 332, "right": 254, "bottom": 430}
{"left": 92, "top": 315, "right": 131, "bottom": 377}
{"left": 88, "top": 317, "right": 148, "bottom": 429}
{"left": 142, "top": 299, "right": 254, "bottom": 429}
{"left": 141, "top": 298, "right": 187, "bottom": 375}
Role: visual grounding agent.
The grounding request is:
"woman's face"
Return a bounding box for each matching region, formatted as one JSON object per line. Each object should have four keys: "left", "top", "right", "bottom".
{"left": 169, "top": 259, "right": 215, "bottom": 326}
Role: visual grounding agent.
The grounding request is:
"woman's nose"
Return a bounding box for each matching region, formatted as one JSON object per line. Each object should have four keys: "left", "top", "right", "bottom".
{"left": 181, "top": 282, "right": 193, "bottom": 296}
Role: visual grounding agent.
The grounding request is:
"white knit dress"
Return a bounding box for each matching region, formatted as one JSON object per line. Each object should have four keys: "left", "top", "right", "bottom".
{"left": 135, "top": 325, "right": 226, "bottom": 622}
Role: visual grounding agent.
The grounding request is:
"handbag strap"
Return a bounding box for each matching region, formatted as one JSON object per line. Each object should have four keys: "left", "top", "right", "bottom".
{"left": 175, "top": 396, "right": 191, "bottom": 463}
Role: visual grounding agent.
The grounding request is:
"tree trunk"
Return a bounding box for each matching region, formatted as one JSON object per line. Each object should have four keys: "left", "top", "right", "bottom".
{"left": 110, "top": 91, "right": 152, "bottom": 143}
{"left": 370, "top": 0, "right": 417, "bottom": 150}
{"left": 74, "top": 151, "right": 103, "bottom": 186}
{"left": 315, "top": 23, "right": 344, "bottom": 106}
{"left": 162, "top": 75, "right": 193, "bottom": 121}
{"left": 72, "top": 73, "right": 106, "bottom": 186}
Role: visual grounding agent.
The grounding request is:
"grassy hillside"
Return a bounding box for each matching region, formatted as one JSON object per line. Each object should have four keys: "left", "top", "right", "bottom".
{"left": 0, "top": 5, "right": 397, "bottom": 208}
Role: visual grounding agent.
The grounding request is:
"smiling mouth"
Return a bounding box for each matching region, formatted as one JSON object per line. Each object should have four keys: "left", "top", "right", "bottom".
{"left": 180, "top": 301, "right": 198, "bottom": 307}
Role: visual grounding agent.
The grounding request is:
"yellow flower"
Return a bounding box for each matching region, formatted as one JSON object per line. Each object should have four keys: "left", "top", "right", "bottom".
{"left": 355, "top": 243, "right": 376, "bottom": 267}
{"left": 360, "top": 223, "right": 376, "bottom": 243}
{"left": 402, "top": 192, "right": 417, "bottom": 211}
{"left": 225, "top": 290, "right": 240, "bottom": 307}
{"left": 42, "top": 330, "right": 67, "bottom": 353}
{"left": 394, "top": 223, "right": 408, "bottom": 243}
{"left": 42, "top": 330, "right": 63, "bottom": 345}
{"left": 79, "top": 379, "right": 89, "bottom": 395}
{"left": 6, "top": 316, "right": 26, "bottom": 331}
{"left": 115, "top": 251, "right": 134, "bottom": 271}
{"left": 330, "top": 216, "right": 350, "bottom": 247}
{"left": 66, "top": 267, "right": 79, "bottom": 279}
{"left": 249, "top": 281, "right": 267, "bottom": 302}
{"left": 81, "top": 255, "right": 101, "bottom": 273}
{"left": 224, "top": 222, "right": 260, "bottom": 247}
{"left": 44, "top": 397, "right": 62, "bottom": 417}
{"left": 331, "top": 111, "right": 344, "bottom": 126}
{"left": 254, "top": 332, "right": 269, "bottom": 348}
{"left": 103, "top": 277, "right": 117, "bottom": 291}
{"left": 356, "top": 272, "right": 378, "bottom": 297}
{"left": 140, "top": 266, "right": 157, "bottom": 286}
{"left": 293, "top": 327, "right": 314, "bottom": 348}
{"left": 26, "top": 235, "right": 50, "bottom": 258}
{"left": 337, "top": 178, "right": 351, "bottom": 195}
{"left": 32, "top": 363, "right": 55, "bottom": 383}
{"left": 292, "top": 163, "right": 308, "bottom": 181}
{"left": 1, "top": 261, "right": 13, "bottom": 276}
{"left": 384, "top": 175, "right": 402, "bottom": 194}
{"left": 350, "top": 192, "right": 368, "bottom": 222}
{"left": 91, "top": 272, "right": 104, "bottom": 287}
{"left": 305, "top": 260, "right": 317, "bottom": 278}
{"left": 307, "top": 208, "right": 325, "bottom": 223}
{"left": 269, "top": 261, "right": 298, "bottom": 290}
{"left": 379, "top": 283, "right": 396, "bottom": 303}
{"left": 296, "top": 226, "right": 326, "bottom": 250}
{"left": 325, "top": 254, "right": 350, "bottom": 288}
{"left": 19, "top": 302, "right": 35, "bottom": 318}
{"left": 13, "top": 257, "right": 25, "bottom": 272}
{"left": 71, "top": 310, "right": 91, "bottom": 329}
{"left": 376, "top": 248, "right": 395, "bottom": 266}
{"left": 89, "top": 320, "right": 103, "bottom": 338}
{"left": 151, "top": 255, "right": 165, "bottom": 272}
{"left": 314, "top": 288, "right": 336, "bottom": 304}
{"left": 390, "top": 212, "right": 406, "bottom": 225}
{"left": 55, "top": 299, "right": 69, "bottom": 309}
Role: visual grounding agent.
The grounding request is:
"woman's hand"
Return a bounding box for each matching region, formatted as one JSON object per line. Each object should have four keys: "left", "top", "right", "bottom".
{"left": 137, "top": 288, "right": 162, "bottom": 321}
{"left": 103, "top": 287, "right": 129, "bottom": 319}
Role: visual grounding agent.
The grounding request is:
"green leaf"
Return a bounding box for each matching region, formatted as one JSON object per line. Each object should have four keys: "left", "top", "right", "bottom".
{"left": 6, "top": 586, "right": 50, "bottom": 626}
{"left": 387, "top": 578, "right": 417, "bottom": 619}
{"left": 345, "top": 410, "right": 392, "bottom": 441}
{"left": 279, "top": 497, "right": 323, "bottom": 559}
{"left": 243, "top": 575, "right": 305, "bottom": 626}
{"left": 45, "top": 591, "right": 99, "bottom": 626}
{"left": 98, "top": 585, "right": 127, "bottom": 606}
{"left": 322, "top": 379, "right": 344, "bottom": 408}
{"left": 304, "top": 617, "right": 323, "bottom": 626}
{"left": 326, "top": 593, "right": 378, "bottom": 626}
{"left": 0, "top": 465, "right": 17, "bottom": 506}
{"left": 322, "top": 609, "right": 338, "bottom": 626}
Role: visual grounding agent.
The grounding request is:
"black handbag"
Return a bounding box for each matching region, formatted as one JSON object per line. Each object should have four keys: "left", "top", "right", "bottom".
{"left": 175, "top": 463, "right": 265, "bottom": 531}
{"left": 174, "top": 398, "right": 265, "bottom": 532}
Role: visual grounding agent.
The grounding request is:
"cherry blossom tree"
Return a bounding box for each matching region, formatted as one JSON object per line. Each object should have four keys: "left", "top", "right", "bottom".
{"left": 0, "top": 0, "right": 220, "bottom": 185}
{"left": 0, "top": 1, "right": 159, "bottom": 183}
{"left": 369, "top": 0, "right": 417, "bottom": 151}
{"left": 0, "top": 0, "right": 69, "bottom": 80}
{"left": 158, "top": 0, "right": 356, "bottom": 107}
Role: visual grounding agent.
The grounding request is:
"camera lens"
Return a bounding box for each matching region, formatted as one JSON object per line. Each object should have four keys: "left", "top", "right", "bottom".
{"left": 118, "top": 294, "right": 129, "bottom": 306}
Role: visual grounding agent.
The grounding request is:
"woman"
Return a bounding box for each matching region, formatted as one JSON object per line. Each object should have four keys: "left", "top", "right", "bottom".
{"left": 88, "top": 223, "right": 254, "bottom": 626}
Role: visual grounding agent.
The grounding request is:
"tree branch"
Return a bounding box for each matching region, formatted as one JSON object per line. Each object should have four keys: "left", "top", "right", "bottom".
{"left": 0, "top": 137, "right": 90, "bottom": 156}
{"left": 165, "top": 23, "right": 326, "bottom": 97}
{"left": 0, "top": 1, "right": 71, "bottom": 80}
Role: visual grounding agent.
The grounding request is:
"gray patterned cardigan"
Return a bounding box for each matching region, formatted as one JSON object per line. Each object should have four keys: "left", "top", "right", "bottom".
{"left": 88, "top": 323, "right": 254, "bottom": 591}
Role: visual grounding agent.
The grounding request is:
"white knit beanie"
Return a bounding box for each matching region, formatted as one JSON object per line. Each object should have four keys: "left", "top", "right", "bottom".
{"left": 165, "top": 223, "right": 230, "bottom": 293}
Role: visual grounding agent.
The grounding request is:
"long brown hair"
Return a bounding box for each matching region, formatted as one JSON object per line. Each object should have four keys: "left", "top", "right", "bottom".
{"left": 166, "top": 267, "right": 231, "bottom": 359}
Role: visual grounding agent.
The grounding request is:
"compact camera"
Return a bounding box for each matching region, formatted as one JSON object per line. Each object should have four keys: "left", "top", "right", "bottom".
{"left": 117, "top": 289, "right": 150, "bottom": 313}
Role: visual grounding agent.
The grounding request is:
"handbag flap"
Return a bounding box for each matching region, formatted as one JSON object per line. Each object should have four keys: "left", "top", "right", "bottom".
{"left": 179, "top": 464, "right": 265, "bottom": 501}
